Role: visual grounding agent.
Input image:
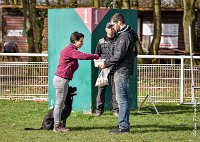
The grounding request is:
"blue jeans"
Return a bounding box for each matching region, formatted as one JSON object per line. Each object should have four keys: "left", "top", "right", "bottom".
{"left": 53, "top": 75, "right": 69, "bottom": 125}
{"left": 114, "top": 72, "right": 131, "bottom": 129}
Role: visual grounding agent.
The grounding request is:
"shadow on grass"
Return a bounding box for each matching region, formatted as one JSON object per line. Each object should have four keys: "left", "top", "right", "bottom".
{"left": 69, "top": 124, "right": 193, "bottom": 133}
{"left": 23, "top": 124, "right": 193, "bottom": 134}
{"left": 134, "top": 104, "right": 196, "bottom": 115}
{"left": 129, "top": 124, "right": 193, "bottom": 133}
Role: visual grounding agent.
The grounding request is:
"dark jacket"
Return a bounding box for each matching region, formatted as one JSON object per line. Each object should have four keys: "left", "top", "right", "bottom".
{"left": 104, "top": 25, "right": 138, "bottom": 76}
{"left": 95, "top": 36, "right": 117, "bottom": 59}
{"left": 95, "top": 35, "right": 117, "bottom": 73}
{"left": 55, "top": 43, "right": 99, "bottom": 80}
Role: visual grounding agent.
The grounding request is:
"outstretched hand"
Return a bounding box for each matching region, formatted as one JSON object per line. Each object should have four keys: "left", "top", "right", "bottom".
{"left": 94, "top": 54, "right": 100, "bottom": 60}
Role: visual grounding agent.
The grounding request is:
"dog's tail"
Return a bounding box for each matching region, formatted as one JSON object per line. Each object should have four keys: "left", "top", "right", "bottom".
{"left": 24, "top": 127, "right": 43, "bottom": 131}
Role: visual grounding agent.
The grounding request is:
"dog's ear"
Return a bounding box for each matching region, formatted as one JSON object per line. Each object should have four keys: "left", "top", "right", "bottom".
{"left": 73, "top": 87, "right": 77, "bottom": 92}
{"left": 68, "top": 86, "right": 77, "bottom": 93}
{"left": 67, "top": 86, "right": 77, "bottom": 96}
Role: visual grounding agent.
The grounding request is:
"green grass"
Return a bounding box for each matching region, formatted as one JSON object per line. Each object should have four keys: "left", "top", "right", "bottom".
{"left": 0, "top": 100, "right": 199, "bottom": 142}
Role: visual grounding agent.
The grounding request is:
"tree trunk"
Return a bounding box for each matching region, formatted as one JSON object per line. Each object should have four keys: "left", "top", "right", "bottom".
{"left": 123, "top": 0, "right": 131, "bottom": 9}
{"left": 183, "top": 0, "right": 197, "bottom": 56}
{"left": 45, "top": 0, "right": 49, "bottom": 5}
{"left": 89, "top": 0, "right": 94, "bottom": 7}
{"left": 68, "top": 0, "right": 77, "bottom": 8}
{"left": 114, "top": 0, "right": 122, "bottom": 9}
{"left": 94, "top": 0, "right": 100, "bottom": 8}
{"left": 132, "top": 0, "right": 139, "bottom": 9}
{"left": 22, "top": 0, "right": 46, "bottom": 62}
{"left": 197, "top": 0, "right": 200, "bottom": 8}
{"left": 23, "top": 1, "right": 35, "bottom": 56}
{"left": 149, "top": 0, "right": 153, "bottom": 8}
{"left": 148, "top": 0, "right": 161, "bottom": 63}
{"left": 3, "top": 0, "right": 9, "bottom": 4}
{"left": 103, "top": 0, "right": 111, "bottom": 8}
{"left": 176, "top": 0, "right": 183, "bottom": 8}
{"left": 12, "top": 0, "right": 19, "bottom": 4}
{"left": 138, "top": 38, "right": 146, "bottom": 64}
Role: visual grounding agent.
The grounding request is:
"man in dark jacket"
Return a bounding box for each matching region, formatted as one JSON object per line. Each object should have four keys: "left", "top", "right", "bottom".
{"left": 95, "top": 22, "right": 119, "bottom": 117}
{"left": 98, "top": 13, "right": 138, "bottom": 133}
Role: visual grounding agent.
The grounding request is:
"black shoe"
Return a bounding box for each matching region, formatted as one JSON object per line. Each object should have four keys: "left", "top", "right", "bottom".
{"left": 110, "top": 128, "right": 130, "bottom": 133}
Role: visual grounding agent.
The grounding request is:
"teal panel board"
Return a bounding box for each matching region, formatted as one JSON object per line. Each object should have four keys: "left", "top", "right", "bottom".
{"left": 91, "top": 9, "right": 138, "bottom": 111}
{"left": 48, "top": 8, "right": 138, "bottom": 113}
{"left": 48, "top": 8, "right": 93, "bottom": 112}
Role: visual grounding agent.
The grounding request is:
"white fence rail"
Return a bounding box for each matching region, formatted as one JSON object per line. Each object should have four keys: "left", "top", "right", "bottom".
{"left": 0, "top": 53, "right": 48, "bottom": 101}
{"left": 0, "top": 54, "right": 200, "bottom": 104}
{"left": 138, "top": 55, "right": 200, "bottom": 104}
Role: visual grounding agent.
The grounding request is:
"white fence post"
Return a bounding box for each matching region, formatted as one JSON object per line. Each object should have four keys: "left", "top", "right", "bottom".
{"left": 180, "top": 56, "right": 184, "bottom": 104}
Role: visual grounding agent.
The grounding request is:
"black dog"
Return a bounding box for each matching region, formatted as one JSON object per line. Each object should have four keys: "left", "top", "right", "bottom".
{"left": 2, "top": 41, "right": 22, "bottom": 61}
{"left": 25, "top": 86, "right": 77, "bottom": 130}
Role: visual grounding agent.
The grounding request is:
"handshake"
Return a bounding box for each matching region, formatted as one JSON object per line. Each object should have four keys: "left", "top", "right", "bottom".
{"left": 94, "top": 59, "right": 106, "bottom": 69}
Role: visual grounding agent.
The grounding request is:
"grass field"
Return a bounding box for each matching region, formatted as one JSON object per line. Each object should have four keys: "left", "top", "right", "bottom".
{"left": 0, "top": 100, "right": 199, "bottom": 142}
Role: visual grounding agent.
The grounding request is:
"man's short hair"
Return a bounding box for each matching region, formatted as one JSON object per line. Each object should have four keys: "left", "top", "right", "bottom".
{"left": 111, "top": 13, "right": 125, "bottom": 24}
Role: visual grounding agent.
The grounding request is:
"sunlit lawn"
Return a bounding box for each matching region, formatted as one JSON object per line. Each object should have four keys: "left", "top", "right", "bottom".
{"left": 0, "top": 100, "right": 199, "bottom": 142}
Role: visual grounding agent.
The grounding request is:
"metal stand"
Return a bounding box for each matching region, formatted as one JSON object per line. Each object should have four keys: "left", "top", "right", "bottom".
{"left": 188, "top": 26, "right": 199, "bottom": 136}
{"left": 138, "top": 94, "right": 159, "bottom": 114}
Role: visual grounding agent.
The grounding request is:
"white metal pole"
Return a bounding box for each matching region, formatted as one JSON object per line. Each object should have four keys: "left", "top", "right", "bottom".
{"left": 180, "top": 57, "right": 184, "bottom": 104}
{"left": 188, "top": 26, "right": 195, "bottom": 103}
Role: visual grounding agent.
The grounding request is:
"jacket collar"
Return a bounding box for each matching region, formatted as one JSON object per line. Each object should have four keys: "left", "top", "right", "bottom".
{"left": 104, "top": 35, "right": 116, "bottom": 41}
{"left": 70, "top": 43, "right": 78, "bottom": 50}
{"left": 118, "top": 25, "right": 129, "bottom": 34}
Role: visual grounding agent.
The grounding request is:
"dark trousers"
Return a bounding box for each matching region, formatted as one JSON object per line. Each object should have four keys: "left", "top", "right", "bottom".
{"left": 96, "top": 74, "right": 119, "bottom": 113}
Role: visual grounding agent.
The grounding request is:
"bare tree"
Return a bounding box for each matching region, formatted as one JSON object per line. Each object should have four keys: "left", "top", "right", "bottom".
{"left": 94, "top": 0, "right": 100, "bottom": 8}
{"left": 197, "top": 0, "right": 200, "bottom": 8}
{"left": 148, "top": 0, "right": 161, "bottom": 63}
{"left": 123, "top": 0, "right": 131, "bottom": 9}
{"left": 112, "top": 0, "right": 122, "bottom": 9}
{"left": 175, "top": 0, "right": 183, "bottom": 8}
{"left": 183, "top": 0, "right": 198, "bottom": 55}
{"left": 131, "top": 0, "right": 139, "bottom": 9}
{"left": 22, "top": 0, "right": 46, "bottom": 62}
{"left": 68, "top": 0, "right": 77, "bottom": 7}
